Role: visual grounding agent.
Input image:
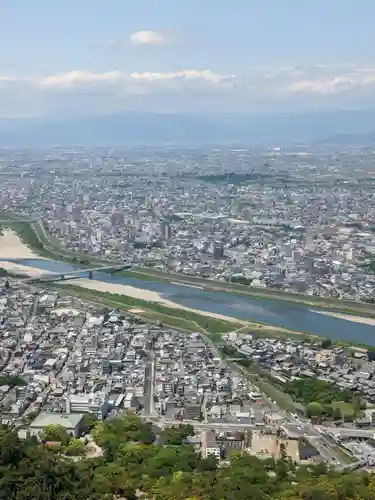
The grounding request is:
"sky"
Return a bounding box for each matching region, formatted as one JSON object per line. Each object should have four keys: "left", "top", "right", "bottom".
{"left": 0, "top": 0, "right": 375, "bottom": 117}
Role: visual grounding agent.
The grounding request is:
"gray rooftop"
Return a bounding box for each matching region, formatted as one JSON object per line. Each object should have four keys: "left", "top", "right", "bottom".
{"left": 29, "top": 411, "right": 84, "bottom": 429}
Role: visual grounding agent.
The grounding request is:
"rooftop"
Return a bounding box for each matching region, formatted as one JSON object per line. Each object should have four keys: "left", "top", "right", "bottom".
{"left": 29, "top": 412, "right": 84, "bottom": 429}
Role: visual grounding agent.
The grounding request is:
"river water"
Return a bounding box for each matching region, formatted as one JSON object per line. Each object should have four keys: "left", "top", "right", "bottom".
{"left": 6, "top": 257, "right": 375, "bottom": 346}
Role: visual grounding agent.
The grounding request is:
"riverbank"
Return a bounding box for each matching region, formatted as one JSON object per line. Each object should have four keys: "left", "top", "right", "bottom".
{"left": 52, "top": 282, "right": 311, "bottom": 337}
{"left": 67, "top": 277, "right": 247, "bottom": 325}
{"left": 0, "top": 230, "right": 46, "bottom": 260}
{"left": 312, "top": 309, "right": 375, "bottom": 326}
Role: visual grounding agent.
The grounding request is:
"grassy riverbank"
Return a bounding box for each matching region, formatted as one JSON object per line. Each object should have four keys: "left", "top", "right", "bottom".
{"left": 48, "top": 283, "right": 243, "bottom": 334}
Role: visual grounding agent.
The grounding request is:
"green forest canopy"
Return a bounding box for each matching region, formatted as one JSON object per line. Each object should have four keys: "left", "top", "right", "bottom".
{"left": 0, "top": 413, "right": 374, "bottom": 500}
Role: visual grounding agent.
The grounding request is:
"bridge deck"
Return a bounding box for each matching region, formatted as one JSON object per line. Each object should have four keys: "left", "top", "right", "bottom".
{"left": 28, "top": 264, "right": 132, "bottom": 283}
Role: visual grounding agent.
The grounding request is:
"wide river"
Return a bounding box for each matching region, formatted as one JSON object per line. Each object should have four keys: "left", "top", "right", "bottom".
{"left": 7, "top": 257, "right": 375, "bottom": 346}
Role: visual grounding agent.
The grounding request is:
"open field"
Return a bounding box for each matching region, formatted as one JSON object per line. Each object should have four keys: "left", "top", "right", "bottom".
{"left": 250, "top": 434, "right": 300, "bottom": 462}
{"left": 331, "top": 401, "right": 359, "bottom": 418}
{"left": 254, "top": 379, "right": 298, "bottom": 413}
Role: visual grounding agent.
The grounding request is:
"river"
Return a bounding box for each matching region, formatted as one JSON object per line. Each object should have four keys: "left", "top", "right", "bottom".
{"left": 6, "top": 257, "right": 375, "bottom": 346}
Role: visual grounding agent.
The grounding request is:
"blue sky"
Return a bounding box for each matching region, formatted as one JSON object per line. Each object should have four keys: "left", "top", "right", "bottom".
{"left": 0, "top": 0, "right": 374, "bottom": 117}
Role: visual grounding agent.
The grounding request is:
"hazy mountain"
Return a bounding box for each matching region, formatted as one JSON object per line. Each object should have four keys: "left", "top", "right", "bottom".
{"left": 1, "top": 110, "right": 375, "bottom": 147}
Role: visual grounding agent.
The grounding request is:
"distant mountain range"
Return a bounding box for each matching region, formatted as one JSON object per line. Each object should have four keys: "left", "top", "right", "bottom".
{"left": 1, "top": 110, "right": 375, "bottom": 147}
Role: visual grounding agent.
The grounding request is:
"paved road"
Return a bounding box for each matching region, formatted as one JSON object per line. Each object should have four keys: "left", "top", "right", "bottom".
{"left": 143, "top": 362, "right": 152, "bottom": 415}
{"left": 318, "top": 426, "right": 375, "bottom": 438}
{"left": 143, "top": 352, "right": 156, "bottom": 417}
{"left": 148, "top": 416, "right": 276, "bottom": 432}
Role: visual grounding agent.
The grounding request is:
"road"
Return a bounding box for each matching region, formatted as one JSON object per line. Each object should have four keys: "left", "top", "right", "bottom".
{"left": 317, "top": 426, "right": 375, "bottom": 439}
{"left": 148, "top": 416, "right": 276, "bottom": 432}
{"left": 143, "top": 352, "right": 156, "bottom": 417}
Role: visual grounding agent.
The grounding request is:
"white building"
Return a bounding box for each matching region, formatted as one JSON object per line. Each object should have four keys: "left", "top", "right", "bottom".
{"left": 66, "top": 392, "right": 110, "bottom": 420}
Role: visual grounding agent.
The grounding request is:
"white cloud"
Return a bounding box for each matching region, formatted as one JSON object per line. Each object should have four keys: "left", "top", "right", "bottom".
{"left": 1, "top": 63, "right": 375, "bottom": 116}
{"left": 37, "top": 69, "right": 234, "bottom": 90}
{"left": 6, "top": 64, "right": 375, "bottom": 96}
{"left": 40, "top": 70, "right": 123, "bottom": 89}
{"left": 286, "top": 67, "right": 375, "bottom": 94}
{"left": 129, "top": 30, "right": 167, "bottom": 46}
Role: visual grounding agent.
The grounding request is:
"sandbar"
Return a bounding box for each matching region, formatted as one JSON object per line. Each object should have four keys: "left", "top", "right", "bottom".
{"left": 0, "top": 261, "right": 46, "bottom": 277}
{"left": 64, "top": 277, "right": 247, "bottom": 326}
{"left": 312, "top": 309, "right": 375, "bottom": 326}
{"left": 0, "top": 230, "right": 46, "bottom": 259}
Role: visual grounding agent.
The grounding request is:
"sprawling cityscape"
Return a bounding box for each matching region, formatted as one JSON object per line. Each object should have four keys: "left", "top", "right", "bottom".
{"left": 3, "top": 0, "right": 375, "bottom": 496}
{"left": 1, "top": 277, "right": 375, "bottom": 469}
{"left": 2, "top": 144, "right": 375, "bottom": 499}
{"left": 3, "top": 145, "right": 375, "bottom": 300}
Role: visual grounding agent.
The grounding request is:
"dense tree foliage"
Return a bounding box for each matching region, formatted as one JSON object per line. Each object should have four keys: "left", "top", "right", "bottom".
{"left": 81, "top": 413, "right": 98, "bottom": 434}
{"left": 42, "top": 424, "right": 71, "bottom": 445}
{"left": 0, "top": 415, "right": 374, "bottom": 500}
{"left": 285, "top": 377, "right": 352, "bottom": 406}
{"left": 160, "top": 424, "right": 195, "bottom": 445}
{"left": 0, "top": 374, "right": 26, "bottom": 387}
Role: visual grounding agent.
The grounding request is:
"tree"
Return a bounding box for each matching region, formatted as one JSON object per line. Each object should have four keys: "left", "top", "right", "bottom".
{"left": 146, "top": 446, "right": 199, "bottom": 478}
{"left": 82, "top": 413, "right": 98, "bottom": 434}
{"left": 64, "top": 438, "right": 85, "bottom": 456}
{"left": 285, "top": 377, "right": 352, "bottom": 407}
{"left": 93, "top": 413, "right": 155, "bottom": 460}
{"left": 306, "top": 402, "right": 323, "bottom": 419}
{"left": 0, "top": 415, "right": 372, "bottom": 500}
{"left": 279, "top": 442, "right": 288, "bottom": 462}
{"left": 197, "top": 454, "right": 218, "bottom": 471}
{"left": 0, "top": 374, "right": 26, "bottom": 387}
{"left": 352, "top": 394, "right": 363, "bottom": 418}
{"left": 161, "top": 424, "right": 195, "bottom": 445}
{"left": 321, "top": 339, "right": 332, "bottom": 349}
{"left": 22, "top": 409, "right": 40, "bottom": 424}
{"left": 323, "top": 405, "right": 334, "bottom": 419}
{"left": 42, "top": 424, "right": 70, "bottom": 445}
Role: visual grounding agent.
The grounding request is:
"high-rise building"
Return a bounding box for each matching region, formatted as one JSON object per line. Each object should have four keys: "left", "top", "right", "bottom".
{"left": 160, "top": 221, "right": 172, "bottom": 240}
{"left": 111, "top": 211, "right": 125, "bottom": 226}
{"left": 212, "top": 242, "right": 224, "bottom": 260}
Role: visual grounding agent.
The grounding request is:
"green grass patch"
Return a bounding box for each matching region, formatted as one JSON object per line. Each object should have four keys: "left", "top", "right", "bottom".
{"left": 118, "top": 270, "right": 172, "bottom": 284}
{"left": 133, "top": 310, "right": 204, "bottom": 332}
{"left": 331, "top": 401, "right": 354, "bottom": 415}
{"left": 255, "top": 379, "right": 298, "bottom": 413}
